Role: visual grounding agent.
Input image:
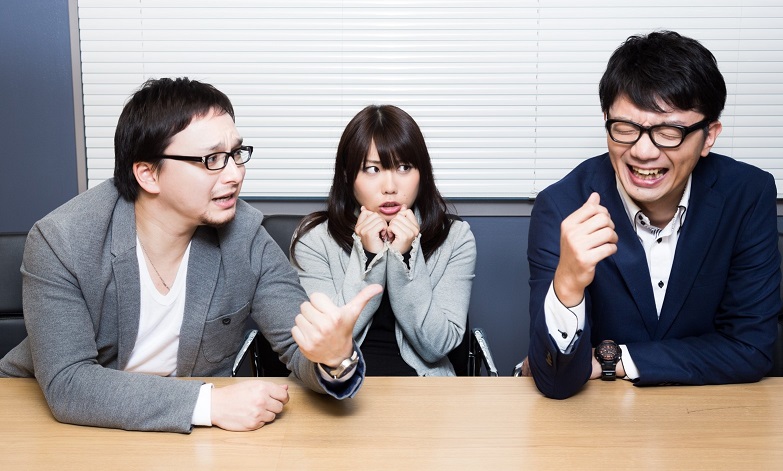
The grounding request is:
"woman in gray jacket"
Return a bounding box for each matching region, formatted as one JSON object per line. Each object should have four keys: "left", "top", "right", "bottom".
{"left": 291, "top": 105, "right": 476, "bottom": 376}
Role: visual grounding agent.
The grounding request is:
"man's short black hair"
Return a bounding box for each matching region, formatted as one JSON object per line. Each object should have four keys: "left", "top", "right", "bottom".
{"left": 113, "top": 77, "right": 235, "bottom": 201}
{"left": 599, "top": 30, "right": 726, "bottom": 122}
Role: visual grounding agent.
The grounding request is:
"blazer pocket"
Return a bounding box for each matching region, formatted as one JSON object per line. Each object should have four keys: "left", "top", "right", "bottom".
{"left": 201, "top": 302, "right": 251, "bottom": 364}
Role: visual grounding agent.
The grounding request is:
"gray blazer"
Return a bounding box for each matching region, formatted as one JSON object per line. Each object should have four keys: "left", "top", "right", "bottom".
{"left": 294, "top": 218, "right": 476, "bottom": 376}
{"left": 0, "top": 180, "right": 363, "bottom": 432}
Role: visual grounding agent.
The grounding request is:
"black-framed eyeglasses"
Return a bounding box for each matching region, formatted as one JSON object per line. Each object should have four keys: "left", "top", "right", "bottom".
{"left": 159, "top": 145, "right": 253, "bottom": 170}
{"left": 605, "top": 118, "right": 711, "bottom": 149}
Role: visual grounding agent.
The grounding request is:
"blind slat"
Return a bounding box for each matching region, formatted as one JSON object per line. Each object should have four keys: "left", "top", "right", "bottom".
{"left": 78, "top": 1, "right": 783, "bottom": 198}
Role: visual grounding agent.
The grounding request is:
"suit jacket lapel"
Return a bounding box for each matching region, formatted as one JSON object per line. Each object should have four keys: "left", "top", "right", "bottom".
{"left": 591, "top": 157, "right": 659, "bottom": 337}
{"left": 110, "top": 198, "right": 141, "bottom": 370}
{"left": 176, "top": 226, "right": 221, "bottom": 377}
{"left": 656, "top": 158, "right": 723, "bottom": 338}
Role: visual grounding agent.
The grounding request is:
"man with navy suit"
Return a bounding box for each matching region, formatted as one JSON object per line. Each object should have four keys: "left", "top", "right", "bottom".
{"left": 527, "top": 31, "right": 781, "bottom": 399}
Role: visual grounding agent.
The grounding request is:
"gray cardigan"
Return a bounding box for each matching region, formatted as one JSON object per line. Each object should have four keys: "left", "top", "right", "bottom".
{"left": 0, "top": 180, "right": 363, "bottom": 432}
{"left": 294, "top": 218, "right": 476, "bottom": 376}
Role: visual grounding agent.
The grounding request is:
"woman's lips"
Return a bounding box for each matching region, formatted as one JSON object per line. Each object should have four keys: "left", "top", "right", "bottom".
{"left": 378, "top": 202, "right": 401, "bottom": 215}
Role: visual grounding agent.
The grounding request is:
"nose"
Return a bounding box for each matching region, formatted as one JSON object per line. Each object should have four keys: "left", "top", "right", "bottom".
{"left": 630, "top": 131, "right": 661, "bottom": 161}
{"left": 382, "top": 170, "right": 397, "bottom": 194}
{"left": 220, "top": 156, "right": 245, "bottom": 183}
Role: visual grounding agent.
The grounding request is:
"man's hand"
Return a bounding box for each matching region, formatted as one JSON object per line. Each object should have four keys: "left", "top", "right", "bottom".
{"left": 554, "top": 192, "right": 618, "bottom": 307}
{"left": 211, "top": 380, "right": 290, "bottom": 431}
{"left": 292, "top": 284, "right": 383, "bottom": 367}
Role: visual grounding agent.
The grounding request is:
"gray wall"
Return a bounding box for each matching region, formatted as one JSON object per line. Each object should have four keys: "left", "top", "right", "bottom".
{"left": 0, "top": 0, "right": 78, "bottom": 233}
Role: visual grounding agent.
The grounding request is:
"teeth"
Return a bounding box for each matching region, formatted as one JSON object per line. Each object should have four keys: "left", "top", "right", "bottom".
{"left": 633, "top": 167, "right": 661, "bottom": 177}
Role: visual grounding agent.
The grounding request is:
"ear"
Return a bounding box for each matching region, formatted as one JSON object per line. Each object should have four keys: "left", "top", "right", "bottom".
{"left": 700, "top": 120, "right": 723, "bottom": 157}
{"left": 133, "top": 161, "right": 161, "bottom": 195}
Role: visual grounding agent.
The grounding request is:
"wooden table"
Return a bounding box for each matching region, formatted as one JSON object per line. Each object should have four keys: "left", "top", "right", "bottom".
{"left": 1, "top": 376, "right": 782, "bottom": 470}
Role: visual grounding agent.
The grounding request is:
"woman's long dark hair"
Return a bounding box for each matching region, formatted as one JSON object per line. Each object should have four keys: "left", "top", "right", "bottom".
{"left": 291, "top": 104, "right": 452, "bottom": 266}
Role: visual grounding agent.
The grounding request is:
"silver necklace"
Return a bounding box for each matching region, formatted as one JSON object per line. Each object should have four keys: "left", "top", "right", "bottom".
{"left": 138, "top": 239, "right": 171, "bottom": 291}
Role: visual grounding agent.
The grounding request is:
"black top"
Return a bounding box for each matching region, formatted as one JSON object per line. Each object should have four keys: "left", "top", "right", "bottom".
{"left": 361, "top": 250, "right": 418, "bottom": 376}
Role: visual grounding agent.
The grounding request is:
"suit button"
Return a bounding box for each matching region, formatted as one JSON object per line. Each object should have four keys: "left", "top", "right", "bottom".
{"left": 222, "top": 318, "right": 231, "bottom": 325}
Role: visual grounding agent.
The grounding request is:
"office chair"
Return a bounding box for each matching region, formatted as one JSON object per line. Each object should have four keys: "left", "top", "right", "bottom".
{"left": 769, "top": 232, "right": 783, "bottom": 377}
{"left": 761, "top": 233, "right": 783, "bottom": 377}
{"left": 0, "top": 233, "right": 28, "bottom": 358}
{"left": 771, "top": 320, "right": 783, "bottom": 377}
{"left": 232, "top": 329, "right": 259, "bottom": 377}
{"left": 235, "top": 214, "right": 499, "bottom": 377}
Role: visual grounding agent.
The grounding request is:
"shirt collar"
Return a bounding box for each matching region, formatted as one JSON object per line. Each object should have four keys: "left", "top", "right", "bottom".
{"left": 615, "top": 174, "right": 691, "bottom": 234}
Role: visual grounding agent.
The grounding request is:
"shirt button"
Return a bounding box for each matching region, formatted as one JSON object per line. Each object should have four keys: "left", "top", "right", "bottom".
{"left": 658, "top": 280, "right": 664, "bottom": 288}
{"left": 222, "top": 318, "right": 231, "bottom": 325}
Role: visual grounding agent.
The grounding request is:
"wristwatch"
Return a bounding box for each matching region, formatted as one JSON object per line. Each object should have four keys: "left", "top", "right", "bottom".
{"left": 319, "top": 350, "right": 359, "bottom": 380}
{"left": 594, "top": 340, "right": 622, "bottom": 381}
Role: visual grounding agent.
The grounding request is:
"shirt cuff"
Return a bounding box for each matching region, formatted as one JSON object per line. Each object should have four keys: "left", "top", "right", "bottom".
{"left": 191, "top": 383, "right": 213, "bottom": 427}
{"left": 619, "top": 345, "right": 640, "bottom": 380}
{"left": 544, "top": 282, "right": 586, "bottom": 353}
{"left": 317, "top": 362, "right": 356, "bottom": 384}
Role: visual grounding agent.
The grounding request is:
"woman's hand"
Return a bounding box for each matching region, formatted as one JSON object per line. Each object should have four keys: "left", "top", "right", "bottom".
{"left": 387, "top": 205, "right": 420, "bottom": 254}
{"left": 355, "top": 206, "right": 387, "bottom": 253}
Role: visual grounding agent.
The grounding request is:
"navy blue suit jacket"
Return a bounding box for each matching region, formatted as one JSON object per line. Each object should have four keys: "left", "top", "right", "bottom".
{"left": 528, "top": 152, "right": 781, "bottom": 399}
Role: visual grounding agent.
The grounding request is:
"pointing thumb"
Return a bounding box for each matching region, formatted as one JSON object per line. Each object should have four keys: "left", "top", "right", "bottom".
{"left": 343, "top": 284, "right": 383, "bottom": 322}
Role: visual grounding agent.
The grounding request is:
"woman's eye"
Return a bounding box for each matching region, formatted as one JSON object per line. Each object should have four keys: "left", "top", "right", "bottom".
{"left": 398, "top": 164, "right": 412, "bottom": 172}
{"left": 363, "top": 166, "right": 380, "bottom": 174}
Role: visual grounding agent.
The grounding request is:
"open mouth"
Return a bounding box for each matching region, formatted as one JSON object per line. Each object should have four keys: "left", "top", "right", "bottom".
{"left": 212, "top": 191, "right": 237, "bottom": 207}
{"left": 378, "top": 202, "right": 401, "bottom": 215}
{"left": 630, "top": 165, "right": 667, "bottom": 180}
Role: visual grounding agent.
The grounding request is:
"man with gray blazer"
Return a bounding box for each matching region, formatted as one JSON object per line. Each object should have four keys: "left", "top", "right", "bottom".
{"left": 0, "top": 77, "right": 381, "bottom": 433}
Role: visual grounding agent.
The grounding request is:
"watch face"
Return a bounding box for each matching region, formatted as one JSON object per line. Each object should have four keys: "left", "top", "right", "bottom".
{"left": 596, "top": 341, "right": 620, "bottom": 361}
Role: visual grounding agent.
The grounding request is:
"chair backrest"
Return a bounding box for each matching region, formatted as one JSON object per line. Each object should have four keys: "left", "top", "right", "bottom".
{"left": 448, "top": 318, "right": 471, "bottom": 376}
{"left": 262, "top": 214, "right": 305, "bottom": 259}
{"left": 770, "top": 232, "right": 783, "bottom": 376}
{"left": 771, "top": 321, "right": 783, "bottom": 377}
{"left": 0, "top": 233, "right": 28, "bottom": 358}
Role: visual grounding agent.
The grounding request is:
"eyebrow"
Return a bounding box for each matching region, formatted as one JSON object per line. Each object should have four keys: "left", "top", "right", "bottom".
{"left": 610, "top": 116, "right": 691, "bottom": 127}
{"left": 207, "top": 137, "right": 243, "bottom": 153}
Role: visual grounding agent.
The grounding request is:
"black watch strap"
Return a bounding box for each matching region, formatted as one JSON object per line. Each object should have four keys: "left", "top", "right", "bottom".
{"left": 600, "top": 360, "right": 618, "bottom": 380}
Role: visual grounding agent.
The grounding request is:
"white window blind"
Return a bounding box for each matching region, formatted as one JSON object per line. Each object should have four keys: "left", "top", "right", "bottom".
{"left": 78, "top": 0, "right": 783, "bottom": 198}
